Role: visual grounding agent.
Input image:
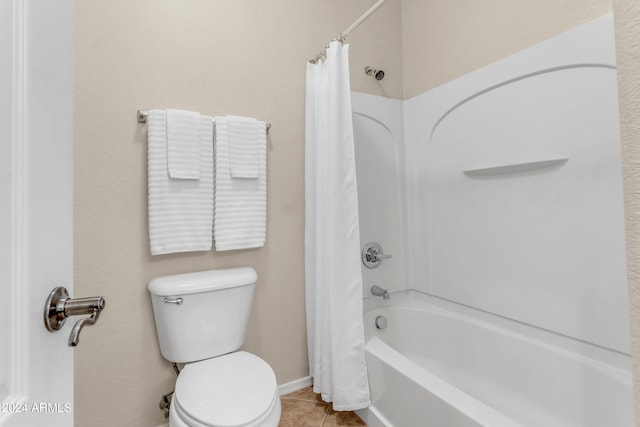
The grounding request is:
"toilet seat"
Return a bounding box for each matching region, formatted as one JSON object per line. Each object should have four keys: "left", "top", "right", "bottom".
{"left": 172, "top": 351, "right": 280, "bottom": 427}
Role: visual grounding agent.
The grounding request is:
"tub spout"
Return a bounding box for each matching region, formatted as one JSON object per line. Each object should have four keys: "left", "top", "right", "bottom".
{"left": 371, "top": 284, "right": 390, "bottom": 300}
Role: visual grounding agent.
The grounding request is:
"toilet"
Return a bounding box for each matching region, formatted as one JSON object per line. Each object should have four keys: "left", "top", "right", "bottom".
{"left": 148, "top": 267, "right": 281, "bottom": 427}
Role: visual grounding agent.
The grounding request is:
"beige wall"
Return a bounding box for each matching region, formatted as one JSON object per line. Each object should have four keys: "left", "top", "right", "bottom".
{"left": 401, "top": 0, "right": 612, "bottom": 98}
{"left": 73, "top": 1, "right": 401, "bottom": 426}
{"left": 613, "top": 0, "right": 640, "bottom": 422}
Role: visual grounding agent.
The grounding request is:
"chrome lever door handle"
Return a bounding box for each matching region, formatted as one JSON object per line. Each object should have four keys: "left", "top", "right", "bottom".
{"left": 44, "top": 286, "right": 106, "bottom": 347}
{"left": 68, "top": 307, "right": 101, "bottom": 347}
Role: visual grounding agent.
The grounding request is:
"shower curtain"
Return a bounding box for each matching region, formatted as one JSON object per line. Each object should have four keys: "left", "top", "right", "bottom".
{"left": 304, "top": 41, "right": 371, "bottom": 411}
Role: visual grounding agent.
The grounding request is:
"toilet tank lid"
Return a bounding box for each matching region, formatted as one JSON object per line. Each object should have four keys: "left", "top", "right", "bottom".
{"left": 148, "top": 267, "right": 257, "bottom": 296}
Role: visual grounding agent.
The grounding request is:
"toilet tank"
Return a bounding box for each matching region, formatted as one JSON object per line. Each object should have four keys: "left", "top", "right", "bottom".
{"left": 148, "top": 267, "right": 257, "bottom": 363}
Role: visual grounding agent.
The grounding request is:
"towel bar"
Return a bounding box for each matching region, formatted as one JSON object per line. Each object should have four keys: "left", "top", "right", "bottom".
{"left": 137, "top": 110, "right": 271, "bottom": 134}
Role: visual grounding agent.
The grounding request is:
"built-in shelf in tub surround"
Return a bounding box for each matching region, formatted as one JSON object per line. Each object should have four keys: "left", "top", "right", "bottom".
{"left": 463, "top": 157, "right": 568, "bottom": 176}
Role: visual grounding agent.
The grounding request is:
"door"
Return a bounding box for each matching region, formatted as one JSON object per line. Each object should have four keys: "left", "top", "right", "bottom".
{"left": 0, "top": 1, "right": 74, "bottom": 426}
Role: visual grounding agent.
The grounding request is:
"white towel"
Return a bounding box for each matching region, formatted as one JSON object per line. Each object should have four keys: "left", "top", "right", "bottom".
{"left": 166, "top": 109, "right": 201, "bottom": 179}
{"left": 228, "top": 115, "right": 260, "bottom": 179}
{"left": 214, "top": 116, "right": 267, "bottom": 251}
{"left": 148, "top": 110, "right": 214, "bottom": 255}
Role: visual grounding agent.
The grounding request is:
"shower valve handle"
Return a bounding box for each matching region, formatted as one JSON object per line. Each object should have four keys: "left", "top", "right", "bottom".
{"left": 362, "top": 242, "right": 392, "bottom": 269}
{"left": 373, "top": 252, "right": 392, "bottom": 262}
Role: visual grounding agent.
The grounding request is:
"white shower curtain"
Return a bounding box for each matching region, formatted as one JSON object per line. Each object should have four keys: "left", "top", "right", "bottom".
{"left": 304, "top": 41, "right": 371, "bottom": 411}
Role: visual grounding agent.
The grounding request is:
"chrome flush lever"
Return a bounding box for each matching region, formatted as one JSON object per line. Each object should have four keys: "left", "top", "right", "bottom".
{"left": 44, "top": 287, "right": 106, "bottom": 347}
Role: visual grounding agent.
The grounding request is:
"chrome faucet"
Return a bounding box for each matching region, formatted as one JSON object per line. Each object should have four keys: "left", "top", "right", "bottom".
{"left": 370, "top": 284, "right": 390, "bottom": 300}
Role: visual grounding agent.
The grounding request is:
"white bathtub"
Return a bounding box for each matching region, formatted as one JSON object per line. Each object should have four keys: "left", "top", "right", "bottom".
{"left": 355, "top": 291, "right": 634, "bottom": 427}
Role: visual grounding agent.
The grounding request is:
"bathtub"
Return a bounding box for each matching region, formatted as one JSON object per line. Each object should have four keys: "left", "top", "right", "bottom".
{"left": 355, "top": 291, "right": 634, "bottom": 427}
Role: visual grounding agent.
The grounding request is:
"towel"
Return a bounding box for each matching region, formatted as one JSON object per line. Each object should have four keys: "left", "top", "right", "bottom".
{"left": 228, "top": 115, "right": 260, "bottom": 178}
{"left": 214, "top": 116, "right": 267, "bottom": 251}
{"left": 166, "top": 109, "right": 201, "bottom": 179}
{"left": 147, "top": 110, "right": 214, "bottom": 255}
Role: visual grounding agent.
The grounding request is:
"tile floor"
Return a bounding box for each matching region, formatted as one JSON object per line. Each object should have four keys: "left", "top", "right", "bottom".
{"left": 279, "top": 386, "right": 367, "bottom": 427}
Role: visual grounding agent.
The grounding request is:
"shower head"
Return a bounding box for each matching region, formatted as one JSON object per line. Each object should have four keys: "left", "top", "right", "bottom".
{"left": 365, "top": 66, "right": 385, "bottom": 81}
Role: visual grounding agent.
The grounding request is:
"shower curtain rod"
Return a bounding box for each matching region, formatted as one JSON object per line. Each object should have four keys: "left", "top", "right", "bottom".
{"left": 308, "top": 0, "right": 389, "bottom": 64}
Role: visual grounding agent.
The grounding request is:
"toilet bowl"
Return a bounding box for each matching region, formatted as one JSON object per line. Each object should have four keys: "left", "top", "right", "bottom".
{"left": 169, "top": 353, "right": 281, "bottom": 427}
{"left": 148, "top": 268, "right": 281, "bottom": 427}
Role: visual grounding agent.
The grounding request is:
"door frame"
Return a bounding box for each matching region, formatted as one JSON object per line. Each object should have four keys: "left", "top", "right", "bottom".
{"left": 1, "top": 1, "right": 74, "bottom": 425}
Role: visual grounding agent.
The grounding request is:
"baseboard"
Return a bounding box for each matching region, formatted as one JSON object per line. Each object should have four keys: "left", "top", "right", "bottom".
{"left": 278, "top": 376, "right": 313, "bottom": 396}
{"left": 356, "top": 407, "right": 391, "bottom": 427}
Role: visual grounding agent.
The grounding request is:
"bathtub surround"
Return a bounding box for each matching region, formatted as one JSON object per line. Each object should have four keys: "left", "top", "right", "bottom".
{"left": 351, "top": 93, "right": 405, "bottom": 299}
{"left": 407, "top": 14, "right": 630, "bottom": 354}
{"left": 352, "top": 12, "right": 632, "bottom": 427}
{"left": 399, "top": 1, "right": 640, "bottom": 417}
{"left": 305, "top": 42, "right": 370, "bottom": 411}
